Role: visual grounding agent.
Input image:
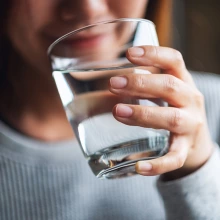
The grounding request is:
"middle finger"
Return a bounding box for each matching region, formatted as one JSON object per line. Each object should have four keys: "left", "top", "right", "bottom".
{"left": 109, "top": 73, "right": 193, "bottom": 107}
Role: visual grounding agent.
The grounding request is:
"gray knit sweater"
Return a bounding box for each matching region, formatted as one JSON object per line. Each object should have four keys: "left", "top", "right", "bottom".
{"left": 1, "top": 71, "right": 220, "bottom": 220}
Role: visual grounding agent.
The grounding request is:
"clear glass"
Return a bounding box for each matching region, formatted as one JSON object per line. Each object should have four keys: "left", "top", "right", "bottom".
{"left": 48, "top": 18, "right": 170, "bottom": 179}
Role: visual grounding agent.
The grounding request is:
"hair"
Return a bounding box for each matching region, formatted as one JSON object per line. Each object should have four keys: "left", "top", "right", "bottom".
{"left": 0, "top": 0, "right": 11, "bottom": 83}
{"left": 0, "top": 0, "right": 171, "bottom": 79}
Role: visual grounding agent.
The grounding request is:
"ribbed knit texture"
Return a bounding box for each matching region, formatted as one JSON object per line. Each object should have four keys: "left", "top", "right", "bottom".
{"left": 191, "top": 71, "right": 220, "bottom": 144}
{"left": 0, "top": 120, "right": 164, "bottom": 220}
{"left": 1, "top": 71, "right": 220, "bottom": 220}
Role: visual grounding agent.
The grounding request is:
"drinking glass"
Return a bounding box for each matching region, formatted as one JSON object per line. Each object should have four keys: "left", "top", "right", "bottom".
{"left": 48, "top": 18, "right": 170, "bottom": 179}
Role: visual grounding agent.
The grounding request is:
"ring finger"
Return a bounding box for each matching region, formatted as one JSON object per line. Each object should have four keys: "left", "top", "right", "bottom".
{"left": 113, "top": 104, "right": 192, "bottom": 134}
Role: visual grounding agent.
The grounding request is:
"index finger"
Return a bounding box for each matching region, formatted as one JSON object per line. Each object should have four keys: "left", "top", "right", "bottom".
{"left": 126, "top": 46, "right": 194, "bottom": 84}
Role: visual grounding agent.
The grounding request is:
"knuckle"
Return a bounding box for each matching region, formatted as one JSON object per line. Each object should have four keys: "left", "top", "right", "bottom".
{"left": 140, "top": 107, "right": 152, "bottom": 121}
{"left": 194, "top": 113, "right": 205, "bottom": 134}
{"left": 152, "top": 159, "right": 164, "bottom": 174}
{"left": 169, "top": 109, "right": 183, "bottom": 130}
{"left": 152, "top": 46, "right": 160, "bottom": 58}
{"left": 172, "top": 49, "right": 184, "bottom": 68}
{"left": 191, "top": 91, "right": 205, "bottom": 130}
{"left": 196, "top": 116, "right": 204, "bottom": 128}
{"left": 154, "top": 157, "right": 170, "bottom": 174}
{"left": 193, "top": 90, "right": 204, "bottom": 108}
{"left": 194, "top": 111, "right": 204, "bottom": 125}
{"left": 163, "top": 75, "right": 179, "bottom": 93}
{"left": 147, "top": 46, "right": 160, "bottom": 64}
{"left": 173, "top": 50, "right": 183, "bottom": 63}
{"left": 134, "top": 75, "right": 146, "bottom": 89}
{"left": 175, "top": 154, "right": 185, "bottom": 168}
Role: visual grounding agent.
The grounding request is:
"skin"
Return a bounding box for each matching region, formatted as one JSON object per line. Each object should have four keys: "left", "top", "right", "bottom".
{"left": 1, "top": 0, "right": 214, "bottom": 179}
{"left": 2, "top": 0, "right": 148, "bottom": 140}
{"left": 111, "top": 47, "right": 213, "bottom": 179}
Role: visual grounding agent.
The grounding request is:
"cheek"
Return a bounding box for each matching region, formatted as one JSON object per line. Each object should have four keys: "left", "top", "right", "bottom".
{"left": 6, "top": 1, "right": 56, "bottom": 72}
{"left": 7, "top": 18, "right": 48, "bottom": 69}
{"left": 110, "top": 0, "right": 148, "bottom": 18}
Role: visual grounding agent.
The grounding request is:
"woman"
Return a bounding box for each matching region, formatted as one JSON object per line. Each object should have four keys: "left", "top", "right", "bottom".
{"left": 0, "top": 0, "right": 220, "bottom": 219}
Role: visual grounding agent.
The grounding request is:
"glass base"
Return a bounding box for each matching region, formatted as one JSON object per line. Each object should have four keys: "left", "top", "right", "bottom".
{"left": 88, "top": 137, "right": 168, "bottom": 179}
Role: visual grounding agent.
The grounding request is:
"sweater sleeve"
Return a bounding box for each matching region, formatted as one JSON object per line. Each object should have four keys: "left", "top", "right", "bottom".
{"left": 156, "top": 144, "right": 220, "bottom": 220}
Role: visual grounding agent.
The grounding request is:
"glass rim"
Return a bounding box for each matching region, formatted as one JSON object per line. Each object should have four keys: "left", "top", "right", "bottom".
{"left": 47, "top": 18, "right": 155, "bottom": 56}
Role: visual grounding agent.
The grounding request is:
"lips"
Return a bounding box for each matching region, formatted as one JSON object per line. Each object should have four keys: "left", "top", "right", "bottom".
{"left": 62, "top": 34, "right": 107, "bottom": 49}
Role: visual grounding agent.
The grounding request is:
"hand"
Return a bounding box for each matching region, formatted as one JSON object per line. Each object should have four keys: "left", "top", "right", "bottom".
{"left": 109, "top": 46, "right": 214, "bottom": 180}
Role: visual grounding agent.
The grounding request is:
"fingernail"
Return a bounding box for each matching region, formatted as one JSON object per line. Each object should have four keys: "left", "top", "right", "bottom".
{"left": 128, "top": 47, "right": 144, "bottom": 57}
{"left": 110, "top": 76, "right": 127, "bottom": 89}
{"left": 116, "top": 104, "right": 133, "bottom": 118}
{"left": 137, "top": 161, "right": 153, "bottom": 172}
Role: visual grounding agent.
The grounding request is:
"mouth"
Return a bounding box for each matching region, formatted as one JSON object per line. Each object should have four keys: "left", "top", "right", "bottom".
{"left": 61, "top": 34, "right": 108, "bottom": 49}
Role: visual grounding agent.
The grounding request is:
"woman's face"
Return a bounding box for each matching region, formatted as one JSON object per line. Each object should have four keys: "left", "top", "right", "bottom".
{"left": 6, "top": 0, "right": 148, "bottom": 74}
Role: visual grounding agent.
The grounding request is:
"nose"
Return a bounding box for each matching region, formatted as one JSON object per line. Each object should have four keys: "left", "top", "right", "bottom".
{"left": 60, "top": 0, "right": 109, "bottom": 24}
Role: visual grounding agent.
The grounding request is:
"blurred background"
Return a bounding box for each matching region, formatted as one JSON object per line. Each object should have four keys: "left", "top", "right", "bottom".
{"left": 148, "top": 0, "right": 220, "bottom": 74}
